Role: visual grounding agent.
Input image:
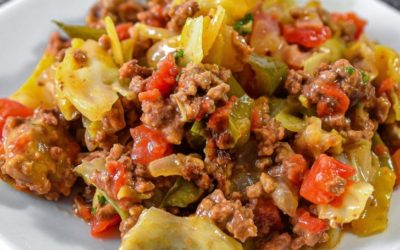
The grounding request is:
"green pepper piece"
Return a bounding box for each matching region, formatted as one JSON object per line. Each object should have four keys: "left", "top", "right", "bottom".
{"left": 372, "top": 133, "right": 395, "bottom": 171}
{"left": 229, "top": 95, "right": 255, "bottom": 147}
{"left": 187, "top": 121, "right": 207, "bottom": 149}
{"left": 162, "top": 177, "right": 204, "bottom": 208}
{"left": 351, "top": 167, "right": 396, "bottom": 236}
{"left": 248, "top": 53, "right": 288, "bottom": 96}
{"left": 228, "top": 76, "right": 246, "bottom": 97}
{"left": 275, "top": 111, "right": 305, "bottom": 132}
{"left": 53, "top": 20, "right": 106, "bottom": 40}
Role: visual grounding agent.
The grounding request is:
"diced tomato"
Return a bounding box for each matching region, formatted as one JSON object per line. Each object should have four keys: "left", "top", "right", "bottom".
{"left": 331, "top": 12, "right": 367, "bottom": 40}
{"left": 378, "top": 78, "right": 394, "bottom": 96}
{"left": 300, "top": 154, "right": 356, "bottom": 205}
{"left": 283, "top": 25, "right": 332, "bottom": 48}
{"left": 138, "top": 88, "right": 162, "bottom": 102}
{"left": 90, "top": 214, "right": 121, "bottom": 237}
{"left": 106, "top": 161, "right": 127, "bottom": 197}
{"left": 316, "top": 83, "right": 350, "bottom": 117}
{"left": 145, "top": 54, "right": 179, "bottom": 97}
{"left": 12, "top": 134, "right": 32, "bottom": 154}
{"left": 116, "top": 22, "right": 132, "bottom": 40}
{"left": 0, "top": 98, "right": 33, "bottom": 138}
{"left": 297, "top": 211, "right": 328, "bottom": 234}
{"left": 130, "top": 125, "right": 172, "bottom": 165}
{"left": 391, "top": 149, "right": 400, "bottom": 186}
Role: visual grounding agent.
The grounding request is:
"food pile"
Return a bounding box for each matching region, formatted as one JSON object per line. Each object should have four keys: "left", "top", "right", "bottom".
{"left": 1, "top": 0, "right": 399, "bottom": 249}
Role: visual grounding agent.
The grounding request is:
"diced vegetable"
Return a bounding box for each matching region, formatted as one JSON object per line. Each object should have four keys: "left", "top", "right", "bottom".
{"left": 316, "top": 83, "right": 349, "bottom": 117}
{"left": 283, "top": 25, "right": 332, "bottom": 48}
{"left": 317, "top": 228, "right": 342, "bottom": 249}
{"left": 181, "top": 16, "right": 204, "bottom": 65}
{"left": 148, "top": 154, "right": 184, "bottom": 177}
{"left": 234, "top": 13, "right": 253, "bottom": 35}
{"left": 162, "top": 177, "right": 204, "bottom": 208}
{"left": 248, "top": 53, "right": 288, "bottom": 96}
{"left": 250, "top": 11, "right": 282, "bottom": 56}
{"left": 10, "top": 53, "right": 56, "bottom": 108}
{"left": 0, "top": 99, "right": 33, "bottom": 138}
{"left": 344, "top": 139, "right": 377, "bottom": 183}
{"left": 187, "top": 121, "right": 207, "bottom": 149}
{"left": 145, "top": 54, "right": 179, "bottom": 97}
{"left": 53, "top": 20, "right": 106, "bottom": 40}
{"left": 105, "top": 16, "right": 124, "bottom": 65}
{"left": 331, "top": 12, "right": 366, "bottom": 40}
{"left": 294, "top": 117, "right": 343, "bottom": 157}
{"left": 120, "top": 207, "right": 243, "bottom": 250}
{"left": 74, "top": 158, "right": 129, "bottom": 219}
{"left": 91, "top": 214, "right": 121, "bottom": 237}
{"left": 271, "top": 180, "right": 298, "bottom": 216}
{"left": 227, "top": 77, "right": 246, "bottom": 97}
{"left": 317, "top": 182, "right": 373, "bottom": 227}
{"left": 297, "top": 211, "right": 328, "bottom": 234}
{"left": 130, "top": 125, "right": 172, "bottom": 165}
{"left": 303, "top": 38, "right": 345, "bottom": 74}
{"left": 116, "top": 22, "right": 132, "bottom": 40}
{"left": 146, "top": 36, "right": 180, "bottom": 68}
{"left": 300, "top": 154, "right": 356, "bottom": 205}
{"left": 228, "top": 95, "right": 255, "bottom": 147}
{"left": 55, "top": 39, "right": 119, "bottom": 121}
{"left": 275, "top": 111, "right": 305, "bottom": 133}
{"left": 351, "top": 167, "right": 396, "bottom": 236}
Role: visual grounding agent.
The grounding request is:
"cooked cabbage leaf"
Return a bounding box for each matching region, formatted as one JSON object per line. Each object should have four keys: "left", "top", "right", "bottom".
{"left": 120, "top": 207, "right": 243, "bottom": 250}
{"left": 55, "top": 39, "right": 119, "bottom": 121}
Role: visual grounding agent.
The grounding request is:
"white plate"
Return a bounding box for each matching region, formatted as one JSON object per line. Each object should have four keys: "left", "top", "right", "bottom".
{"left": 0, "top": 0, "right": 399, "bottom": 249}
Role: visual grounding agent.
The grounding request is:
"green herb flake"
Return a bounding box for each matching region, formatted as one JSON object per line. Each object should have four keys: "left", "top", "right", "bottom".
{"left": 98, "top": 195, "right": 107, "bottom": 206}
{"left": 345, "top": 66, "right": 355, "bottom": 75}
{"left": 174, "top": 49, "right": 184, "bottom": 62}
{"left": 361, "top": 71, "right": 370, "bottom": 84}
{"left": 91, "top": 206, "right": 97, "bottom": 215}
{"left": 234, "top": 13, "right": 254, "bottom": 35}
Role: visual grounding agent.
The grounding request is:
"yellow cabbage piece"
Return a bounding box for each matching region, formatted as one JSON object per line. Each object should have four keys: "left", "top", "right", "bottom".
{"left": 120, "top": 207, "right": 243, "bottom": 250}
{"left": 55, "top": 39, "right": 119, "bottom": 121}
{"left": 10, "top": 53, "right": 56, "bottom": 108}
{"left": 317, "top": 182, "right": 374, "bottom": 228}
{"left": 105, "top": 16, "right": 124, "bottom": 65}
{"left": 180, "top": 6, "right": 226, "bottom": 65}
{"left": 146, "top": 36, "right": 180, "bottom": 68}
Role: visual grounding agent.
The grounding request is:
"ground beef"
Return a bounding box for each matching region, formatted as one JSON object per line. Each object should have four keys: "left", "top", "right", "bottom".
{"left": 196, "top": 189, "right": 257, "bottom": 242}
{"left": 380, "top": 123, "right": 400, "bottom": 150}
{"left": 166, "top": 0, "right": 199, "bottom": 31}
{"left": 85, "top": 99, "right": 126, "bottom": 150}
{"left": 85, "top": 144, "right": 157, "bottom": 211}
{"left": 0, "top": 109, "right": 79, "bottom": 200}
{"left": 292, "top": 221, "right": 329, "bottom": 249}
{"left": 207, "top": 97, "right": 236, "bottom": 149}
{"left": 140, "top": 94, "right": 184, "bottom": 144}
{"left": 119, "top": 59, "right": 153, "bottom": 79}
{"left": 204, "top": 139, "right": 234, "bottom": 194}
{"left": 137, "top": 0, "right": 170, "bottom": 28}
{"left": 260, "top": 233, "right": 292, "bottom": 250}
{"left": 260, "top": 172, "right": 277, "bottom": 194}
{"left": 171, "top": 63, "right": 231, "bottom": 121}
{"left": 253, "top": 198, "right": 283, "bottom": 237}
{"left": 253, "top": 118, "right": 284, "bottom": 157}
{"left": 174, "top": 154, "right": 211, "bottom": 189}
{"left": 375, "top": 95, "right": 391, "bottom": 123}
{"left": 87, "top": 0, "right": 144, "bottom": 28}
{"left": 119, "top": 205, "right": 144, "bottom": 235}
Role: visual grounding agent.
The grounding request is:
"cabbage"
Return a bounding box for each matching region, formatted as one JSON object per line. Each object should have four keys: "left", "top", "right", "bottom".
{"left": 294, "top": 117, "right": 343, "bottom": 158}
{"left": 162, "top": 177, "right": 204, "bottom": 208}
{"left": 344, "top": 140, "right": 377, "bottom": 183}
{"left": 55, "top": 39, "right": 120, "bottom": 121}
{"left": 148, "top": 154, "right": 185, "bottom": 177}
{"left": 180, "top": 6, "right": 225, "bottom": 65}
{"left": 146, "top": 36, "right": 180, "bottom": 68}
{"left": 120, "top": 207, "right": 243, "bottom": 250}
{"left": 271, "top": 180, "right": 298, "bottom": 217}
{"left": 317, "top": 182, "right": 374, "bottom": 228}
{"left": 10, "top": 53, "right": 56, "bottom": 108}
{"left": 105, "top": 16, "right": 124, "bottom": 65}
{"left": 53, "top": 20, "right": 106, "bottom": 40}
{"left": 74, "top": 157, "right": 129, "bottom": 219}
{"left": 303, "top": 38, "right": 345, "bottom": 74}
